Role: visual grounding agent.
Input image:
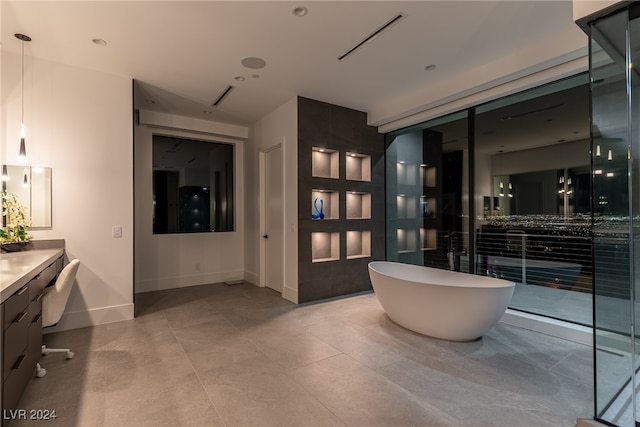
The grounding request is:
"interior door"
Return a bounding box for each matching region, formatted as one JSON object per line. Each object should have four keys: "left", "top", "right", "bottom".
{"left": 264, "top": 146, "right": 284, "bottom": 293}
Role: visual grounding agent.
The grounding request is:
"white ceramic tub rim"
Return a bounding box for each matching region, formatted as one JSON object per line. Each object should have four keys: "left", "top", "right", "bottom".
{"left": 368, "top": 261, "right": 514, "bottom": 289}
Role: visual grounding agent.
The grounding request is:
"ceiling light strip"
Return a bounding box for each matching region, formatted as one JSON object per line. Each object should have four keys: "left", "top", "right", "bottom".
{"left": 211, "top": 85, "right": 235, "bottom": 107}
{"left": 501, "top": 103, "right": 564, "bottom": 121}
{"left": 338, "top": 13, "right": 406, "bottom": 62}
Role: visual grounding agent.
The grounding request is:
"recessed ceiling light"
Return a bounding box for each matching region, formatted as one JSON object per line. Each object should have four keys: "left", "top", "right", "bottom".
{"left": 424, "top": 64, "right": 437, "bottom": 71}
{"left": 145, "top": 99, "right": 155, "bottom": 104}
{"left": 203, "top": 110, "right": 212, "bottom": 115}
{"left": 252, "top": 74, "right": 260, "bottom": 79}
{"left": 241, "top": 57, "right": 267, "bottom": 70}
{"left": 293, "top": 6, "right": 308, "bottom": 17}
{"left": 92, "top": 38, "right": 107, "bottom": 46}
{"left": 234, "top": 76, "right": 246, "bottom": 82}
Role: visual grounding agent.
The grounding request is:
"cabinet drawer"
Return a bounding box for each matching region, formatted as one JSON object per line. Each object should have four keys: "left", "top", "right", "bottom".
{"left": 29, "top": 263, "right": 56, "bottom": 301}
{"left": 3, "top": 285, "right": 29, "bottom": 329}
{"left": 3, "top": 352, "right": 31, "bottom": 416}
{"left": 3, "top": 313, "right": 29, "bottom": 381}
{"left": 29, "top": 293, "right": 43, "bottom": 324}
{"left": 28, "top": 313, "right": 43, "bottom": 364}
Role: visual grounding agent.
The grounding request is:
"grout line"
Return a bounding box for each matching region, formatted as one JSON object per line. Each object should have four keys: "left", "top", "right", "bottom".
{"left": 164, "top": 306, "right": 229, "bottom": 427}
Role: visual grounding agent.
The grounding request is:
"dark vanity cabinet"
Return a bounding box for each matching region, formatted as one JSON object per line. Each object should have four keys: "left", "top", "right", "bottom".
{"left": 2, "top": 255, "right": 62, "bottom": 423}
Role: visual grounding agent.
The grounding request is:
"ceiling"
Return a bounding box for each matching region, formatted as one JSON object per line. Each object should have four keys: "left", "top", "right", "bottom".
{"left": 1, "top": 1, "right": 580, "bottom": 129}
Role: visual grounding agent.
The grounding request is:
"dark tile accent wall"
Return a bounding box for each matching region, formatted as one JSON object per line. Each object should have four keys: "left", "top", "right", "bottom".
{"left": 298, "top": 97, "right": 385, "bottom": 303}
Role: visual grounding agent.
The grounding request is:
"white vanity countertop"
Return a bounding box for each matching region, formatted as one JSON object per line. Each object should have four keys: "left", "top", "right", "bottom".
{"left": 0, "top": 248, "right": 64, "bottom": 303}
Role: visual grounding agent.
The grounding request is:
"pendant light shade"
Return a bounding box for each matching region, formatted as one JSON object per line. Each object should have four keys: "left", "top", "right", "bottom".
{"left": 15, "top": 33, "right": 31, "bottom": 163}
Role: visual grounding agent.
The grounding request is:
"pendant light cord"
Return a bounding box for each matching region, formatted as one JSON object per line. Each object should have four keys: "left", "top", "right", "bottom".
{"left": 21, "top": 40, "right": 24, "bottom": 125}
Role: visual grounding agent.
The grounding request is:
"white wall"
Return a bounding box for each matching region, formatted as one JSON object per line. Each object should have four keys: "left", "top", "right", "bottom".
{"left": 247, "top": 97, "right": 298, "bottom": 302}
{"left": 134, "top": 112, "right": 247, "bottom": 293}
{"left": 1, "top": 52, "right": 134, "bottom": 330}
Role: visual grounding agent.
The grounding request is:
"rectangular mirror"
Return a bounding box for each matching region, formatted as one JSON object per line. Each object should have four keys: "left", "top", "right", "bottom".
{"left": 2, "top": 165, "right": 52, "bottom": 228}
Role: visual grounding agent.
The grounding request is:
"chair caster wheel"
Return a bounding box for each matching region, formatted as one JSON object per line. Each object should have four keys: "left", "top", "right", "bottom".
{"left": 66, "top": 351, "right": 74, "bottom": 359}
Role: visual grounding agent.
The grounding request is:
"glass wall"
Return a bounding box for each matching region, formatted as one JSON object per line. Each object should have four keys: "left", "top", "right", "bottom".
{"left": 474, "top": 75, "right": 592, "bottom": 326}
{"left": 385, "top": 74, "right": 592, "bottom": 325}
{"left": 386, "top": 112, "right": 470, "bottom": 272}
{"left": 589, "top": 5, "right": 640, "bottom": 425}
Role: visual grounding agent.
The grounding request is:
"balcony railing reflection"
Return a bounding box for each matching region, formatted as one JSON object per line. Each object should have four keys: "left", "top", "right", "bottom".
{"left": 477, "top": 229, "right": 592, "bottom": 294}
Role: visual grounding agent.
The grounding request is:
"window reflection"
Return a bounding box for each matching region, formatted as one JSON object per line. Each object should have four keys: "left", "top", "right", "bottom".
{"left": 385, "top": 72, "right": 592, "bottom": 326}
{"left": 152, "top": 135, "right": 234, "bottom": 234}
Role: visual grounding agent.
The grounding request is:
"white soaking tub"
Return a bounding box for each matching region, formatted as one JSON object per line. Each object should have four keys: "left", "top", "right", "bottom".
{"left": 368, "top": 261, "right": 515, "bottom": 341}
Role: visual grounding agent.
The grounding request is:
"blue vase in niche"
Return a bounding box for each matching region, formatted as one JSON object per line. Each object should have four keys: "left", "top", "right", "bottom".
{"left": 312, "top": 197, "right": 325, "bottom": 220}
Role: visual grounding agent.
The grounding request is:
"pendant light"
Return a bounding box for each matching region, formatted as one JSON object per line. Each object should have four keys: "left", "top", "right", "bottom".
{"left": 15, "top": 33, "right": 31, "bottom": 163}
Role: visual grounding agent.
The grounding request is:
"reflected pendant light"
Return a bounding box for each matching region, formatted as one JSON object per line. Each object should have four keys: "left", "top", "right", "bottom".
{"left": 15, "top": 33, "right": 31, "bottom": 163}
{"left": 499, "top": 181, "right": 505, "bottom": 197}
{"left": 608, "top": 150, "right": 613, "bottom": 161}
{"left": 22, "top": 168, "right": 29, "bottom": 187}
{"left": 1, "top": 165, "right": 8, "bottom": 181}
{"left": 596, "top": 145, "right": 601, "bottom": 157}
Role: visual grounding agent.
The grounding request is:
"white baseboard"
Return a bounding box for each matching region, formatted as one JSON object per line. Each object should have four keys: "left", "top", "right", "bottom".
{"left": 135, "top": 270, "right": 244, "bottom": 293}
{"left": 43, "top": 303, "right": 134, "bottom": 333}
{"left": 244, "top": 271, "right": 260, "bottom": 287}
{"left": 283, "top": 285, "right": 298, "bottom": 304}
{"left": 499, "top": 309, "right": 592, "bottom": 346}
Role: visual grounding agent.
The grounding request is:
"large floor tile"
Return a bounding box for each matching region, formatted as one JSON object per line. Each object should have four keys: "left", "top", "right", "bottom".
{"left": 171, "top": 318, "right": 242, "bottom": 354}
{"left": 290, "top": 354, "right": 456, "bottom": 426}
{"left": 16, "top": 282, "right": 596, "bottom": 427}
{"left": 378, "top": 356, "right": 580, "bottom": 427}
{"left": 163, "top": 298, "right": 229, "bottom": 329}
{"left": 105, "top": 375, "right": 223, "bottom": 427}
{"left": 200, "top": 355, "right": 345, "bottom": 426}
{"left": 305, "top": 321, "right": 405, "bottom": 369}
{"left": 244, "top": 327, "right": 342, "bottom": 370}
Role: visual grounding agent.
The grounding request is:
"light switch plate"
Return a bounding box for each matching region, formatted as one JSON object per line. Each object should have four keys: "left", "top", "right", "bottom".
{"left": 112, "top": 225, "right": 123, "bottom": 238}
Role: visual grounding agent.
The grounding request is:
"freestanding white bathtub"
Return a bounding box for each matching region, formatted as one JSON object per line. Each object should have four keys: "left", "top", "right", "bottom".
{"left": 368, "top": 261, "right": 515, "bottom": 341}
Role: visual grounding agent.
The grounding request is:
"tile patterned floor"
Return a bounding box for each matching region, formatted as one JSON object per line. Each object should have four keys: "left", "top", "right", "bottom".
{"left": 13, "top": 283, "right": 594, "bottom": 426}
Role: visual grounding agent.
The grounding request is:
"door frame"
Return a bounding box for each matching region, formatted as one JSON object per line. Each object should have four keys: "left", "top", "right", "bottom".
{"left": 259, "top": 142, "right": 284, "bottom": 290}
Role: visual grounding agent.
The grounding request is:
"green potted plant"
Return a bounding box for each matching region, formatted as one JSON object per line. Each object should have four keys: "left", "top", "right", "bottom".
{"left": 1, "top": 191, "right": 32, "bottom": 251}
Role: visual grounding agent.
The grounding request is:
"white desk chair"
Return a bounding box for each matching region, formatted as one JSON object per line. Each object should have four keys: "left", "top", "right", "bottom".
{"left": 35, "top": 259, "right": 80, "bottom": 378}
